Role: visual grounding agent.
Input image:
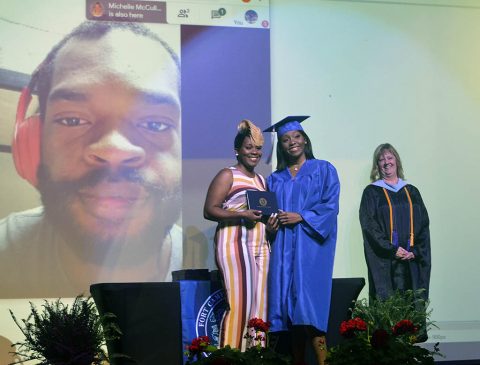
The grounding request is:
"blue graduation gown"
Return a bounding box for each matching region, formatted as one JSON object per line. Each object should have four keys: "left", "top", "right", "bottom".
{"left": 267, "top": 159, "right": 340, "bottom": 332}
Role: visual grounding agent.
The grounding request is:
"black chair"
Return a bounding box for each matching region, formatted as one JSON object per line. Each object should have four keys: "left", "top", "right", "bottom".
{"left": 90, "top": 282, "right": 183, "bottom": 365}
{"left": 327, "top": 277, "right": 366, "bottom": 346}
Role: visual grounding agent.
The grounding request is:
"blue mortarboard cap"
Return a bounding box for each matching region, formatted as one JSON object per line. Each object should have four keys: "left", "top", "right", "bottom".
{"left": 263, "top": 115, "right": 310, "bottom": 137}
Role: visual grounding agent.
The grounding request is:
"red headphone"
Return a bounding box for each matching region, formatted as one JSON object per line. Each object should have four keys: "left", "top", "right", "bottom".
{"left": 12, "top": 77, "right": 42, "bottom": 187}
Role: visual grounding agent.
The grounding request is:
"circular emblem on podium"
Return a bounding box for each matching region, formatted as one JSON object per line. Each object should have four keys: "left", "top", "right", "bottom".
{"left": 195, "top": 289, "right": 227, "bottom": 346}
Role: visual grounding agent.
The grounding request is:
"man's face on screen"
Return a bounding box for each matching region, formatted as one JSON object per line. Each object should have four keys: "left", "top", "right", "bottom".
{"left": 38, "top": 29, "right": 181, "bottom": 243}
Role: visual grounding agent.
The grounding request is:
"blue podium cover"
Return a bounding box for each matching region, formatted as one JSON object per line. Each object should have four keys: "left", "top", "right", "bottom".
{"left": 176, "top": 271, "right": 227, "bottom": 364}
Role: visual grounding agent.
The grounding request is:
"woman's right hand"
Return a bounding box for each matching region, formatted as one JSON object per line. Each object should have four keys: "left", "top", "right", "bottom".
{"left": 242, "top": 209, "right": 263, "bottom": 222}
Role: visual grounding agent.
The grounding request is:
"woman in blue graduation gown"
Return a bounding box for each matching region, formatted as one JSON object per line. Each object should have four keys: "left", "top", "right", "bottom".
{"left": 264, "top": 116, "right": 340, "bottom": 365}
{"left": 359, "top": 143, "right": 431, "bottom": 341}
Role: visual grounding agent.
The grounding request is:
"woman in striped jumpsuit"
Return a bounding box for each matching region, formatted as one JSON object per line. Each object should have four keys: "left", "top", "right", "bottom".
{"left": 204, "top": 120, "right": 278, "bottom": 350}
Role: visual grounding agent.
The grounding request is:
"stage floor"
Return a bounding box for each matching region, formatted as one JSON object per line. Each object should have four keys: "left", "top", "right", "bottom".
{"left": 422, "top": 320, "right": 480, "bottom": 364}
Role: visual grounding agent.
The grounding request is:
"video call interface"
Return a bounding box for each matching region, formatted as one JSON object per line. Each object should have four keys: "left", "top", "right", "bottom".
{"left": 0, "top": 0, "right": 271, "bottom": 356}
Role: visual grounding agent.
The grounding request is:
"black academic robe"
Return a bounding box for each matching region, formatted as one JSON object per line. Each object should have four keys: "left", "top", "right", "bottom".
{"left": 359, "top": 184, "right": 431, "bottom": 302}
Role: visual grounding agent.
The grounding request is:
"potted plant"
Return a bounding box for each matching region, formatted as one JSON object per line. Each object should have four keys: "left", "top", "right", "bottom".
{"left": 9, "top": 295, "right": 121, "bottom": 365}
{"left": 327, "top": 289, "right": 441, "bottom": 365}
{"left": 185, "top": 318, "right": 290, "bottom": 365}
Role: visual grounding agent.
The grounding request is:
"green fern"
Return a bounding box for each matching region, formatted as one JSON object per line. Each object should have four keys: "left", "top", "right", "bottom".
{"left": 351, "top": 289, "right": 434, "bottom": 340}
{"left": 9, "top": 295, "right": 121, "bottom": 365}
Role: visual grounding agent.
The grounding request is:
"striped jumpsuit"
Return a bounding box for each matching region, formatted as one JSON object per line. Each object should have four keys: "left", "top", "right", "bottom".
{"left": 215, "top": 167, "right": 270, "bottom": 351}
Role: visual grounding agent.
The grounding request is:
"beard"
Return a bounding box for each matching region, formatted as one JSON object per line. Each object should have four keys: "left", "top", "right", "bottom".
{"left": 37, "top": 164, "right": 181, "bottom": 265}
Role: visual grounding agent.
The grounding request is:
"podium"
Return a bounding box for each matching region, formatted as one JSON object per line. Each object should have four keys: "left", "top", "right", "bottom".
{"left": 90, "top": 282, "right": 183, "bottom": 365}
{"left": 90, "top": 276, "right": 365, "bottom": 365}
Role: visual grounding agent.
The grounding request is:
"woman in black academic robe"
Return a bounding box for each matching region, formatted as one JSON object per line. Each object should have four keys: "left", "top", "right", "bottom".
{"left": 359, "top": 143, "right": 431, "bottom": 307}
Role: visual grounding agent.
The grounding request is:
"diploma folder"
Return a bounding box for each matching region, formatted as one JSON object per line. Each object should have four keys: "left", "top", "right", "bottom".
{"left": 246, "top": 190, "right": 278, "bottom": 216}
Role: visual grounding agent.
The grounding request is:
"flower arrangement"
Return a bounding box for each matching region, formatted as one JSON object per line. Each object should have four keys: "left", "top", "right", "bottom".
{"left": 185, "top": 318, "right": 290, "bottom": 365}
{"left": 185, "top": 336, "right": 217, "bottom": 360}
{"left": 244, "top": 318, "right": 271, "bottom": 348}
{"left": 9, "top": 295, "right": 122, "bottom": 365}
{"left": 327, "top": 289, "right": 441, "bottom": 365}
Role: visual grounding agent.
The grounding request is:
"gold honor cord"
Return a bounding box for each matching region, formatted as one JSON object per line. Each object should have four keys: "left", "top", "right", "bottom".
{"left": 382, "top": 188, "right": 394, "bottom": 244}
{"left": 382, "top": 187, "right": 414, "bottom": 248}
{"left": 404, "top": 188, "right": 415, "bottom": 248}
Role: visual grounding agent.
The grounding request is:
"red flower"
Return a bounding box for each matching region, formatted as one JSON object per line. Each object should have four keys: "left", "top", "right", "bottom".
{"left": 187, "top": 336, "right": 211, "bottom": 354}
{"left": 392, "top": 320, "right": 418, "bottom": 336}
{"left": 370, "top": 328, "right": 389, "bottom": 349}
{"left": 339, "top": 317, "right": 367, "bottom": 338}
{"left": 247, "top": 318, "right": 271, "bottom": 333}
{"left": 353, "top": 317, "right": 367, "bottom": 331}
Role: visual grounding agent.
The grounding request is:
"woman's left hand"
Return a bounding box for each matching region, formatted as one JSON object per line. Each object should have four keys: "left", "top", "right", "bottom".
{"left": 277, "top": 209, "right": 303, "bottom": 225}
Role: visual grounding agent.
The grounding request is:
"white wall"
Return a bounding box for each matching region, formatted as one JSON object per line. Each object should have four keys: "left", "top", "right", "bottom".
{"left": 270, "top": 0, "right": 480, "bottom": 342}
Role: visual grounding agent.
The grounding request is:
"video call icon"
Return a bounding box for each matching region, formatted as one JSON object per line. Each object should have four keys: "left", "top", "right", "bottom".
{"left": 178, "top": 8, "right": 190, "bottom": 18}
{"left": 244, "top": 10, "right": 258, "bottom": 24}
{"left": 211, "top": 8, "right": 227, "bottom": 19}
{"left": 90, "top": 1, "right": 105, "bottom": 18}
